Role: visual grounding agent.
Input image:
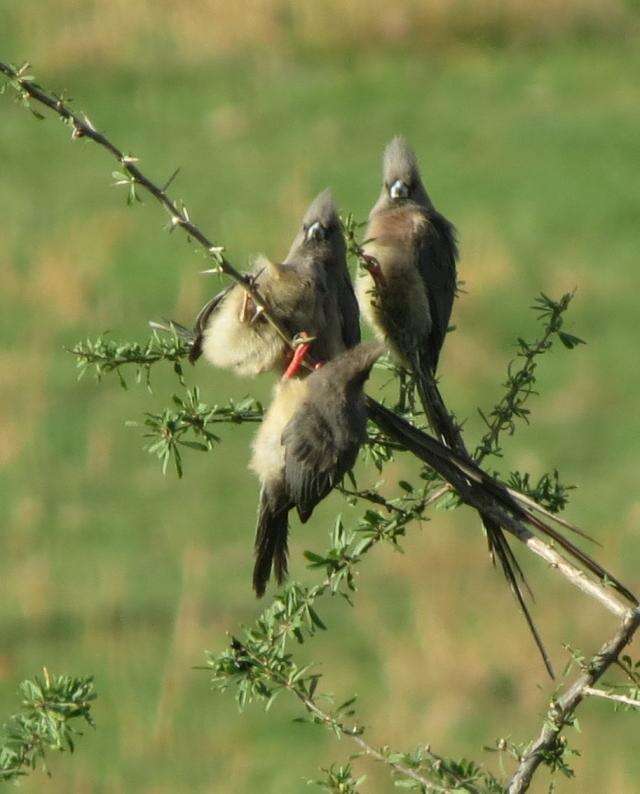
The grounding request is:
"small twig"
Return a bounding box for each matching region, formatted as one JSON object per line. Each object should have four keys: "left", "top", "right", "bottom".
{"left": 507, "top": 607, "right": 640, "bottom": 793}
{"left": 292, "top": 689, "right": 442, "bottom": 792}
{"left": 0, "top": 60, "right": 294, "bottom": 352}
{"left": 4, "top": 60, "right": 636, "bottom": 677}
{"left": 582, "top": 687, "right": 640, "bottom": 709}
{"left": 338, "top": 483, "right": 450, "bottom": 517}
{"left": 237, "top": 641, "right": 449, "bottom": 793}
{"left": 475, "top": 292, "right": 582, "bottom": 464}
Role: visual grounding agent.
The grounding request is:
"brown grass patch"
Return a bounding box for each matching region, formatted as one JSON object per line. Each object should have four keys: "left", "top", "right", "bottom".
{"left": 8, "top": 1, "right": 637, "bottom": 71}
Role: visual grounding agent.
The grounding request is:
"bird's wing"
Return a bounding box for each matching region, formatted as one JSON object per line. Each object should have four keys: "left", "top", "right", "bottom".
{"left": 189, "top": 285, "right": 233, "bottom": 362}
{"left": 193, "top": 285, "right": 233, "bottom": 334}
{"left": 281, "top": 405, "right": 341, "bottom": 523}
{"left": 416, "top": 209, "right": 458, "bottom": 372}
{"left": 337, "top": 269, "right": 361, "bottom": 349}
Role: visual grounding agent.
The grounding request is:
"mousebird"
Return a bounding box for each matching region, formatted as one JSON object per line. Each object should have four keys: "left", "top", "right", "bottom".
{"left": 153, "top": 189, "right": 360, "bottom": 377}
{"left": 249, "top": 341, "right": 384, "bottom": 596}
{"left": 358, "top": 136, "right": 556, "bottom": 675}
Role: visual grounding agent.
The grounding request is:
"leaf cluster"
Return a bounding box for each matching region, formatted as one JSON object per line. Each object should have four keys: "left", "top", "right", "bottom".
{"left": 0, "top": 671, "right": 96, "bottom": 784}
{"left": 474, "top": 292, "right": 584, "bottom": 465}
{"left": 3, "top": 60, "right": 628, "bottom": 794}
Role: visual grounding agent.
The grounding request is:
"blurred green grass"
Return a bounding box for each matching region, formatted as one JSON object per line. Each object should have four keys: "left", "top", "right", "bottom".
{"left": 2, "top": 4, "right": 640, "bottom": 792}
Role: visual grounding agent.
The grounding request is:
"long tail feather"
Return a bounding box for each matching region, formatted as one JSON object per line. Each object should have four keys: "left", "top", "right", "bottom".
{"left": 409, "top": 352, "right": 553, "bottom": 674}
{"left": 523, "top": 509, "right": 638, "bottom": 605}
{"left": 509, "top": 489, "right": 600, "bottom": 545}
{"left": 491, "top": 527, "right": 555, "bottom": 678}
{"left": 253, "top": 489, "right": 290, "bottom": 598}
{"left": 366, "top": 397, "right": 638, "bottom": 607}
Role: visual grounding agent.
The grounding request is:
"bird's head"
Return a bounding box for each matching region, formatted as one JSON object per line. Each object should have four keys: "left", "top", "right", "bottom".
{"left": 302, "top": 188, "right": 339, "bottom": 242}
{"left": 285, "top": 188, "right": 345, "bottom": 265}
{"left": 377, "top": 136, "right": 431, "bottom": 210}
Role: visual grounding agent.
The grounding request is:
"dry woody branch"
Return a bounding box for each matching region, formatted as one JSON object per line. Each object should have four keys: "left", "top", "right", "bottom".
{"left": 2, "top": 59, "right": 639, "bottom": 793}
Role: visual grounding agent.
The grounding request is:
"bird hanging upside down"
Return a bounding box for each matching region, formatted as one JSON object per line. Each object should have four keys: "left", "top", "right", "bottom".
{"left": 249, "top": 341, "right": 384, "bottom": 597}
{"left": 155, "top": 189, "right": 360, "bottom": 378}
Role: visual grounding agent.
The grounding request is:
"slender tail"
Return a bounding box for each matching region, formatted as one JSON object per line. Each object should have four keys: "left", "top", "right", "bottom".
{"left": 253, "top": 489, "right": 290, "bottom": 598}
{"left": 408, "top": 351, "right": 555, "bottom": 674}
{"left": 366, "top": 396, "right": 638, "bottom": 606}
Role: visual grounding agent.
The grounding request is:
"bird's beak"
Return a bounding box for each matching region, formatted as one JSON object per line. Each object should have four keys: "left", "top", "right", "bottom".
{"left": 306, "top": 221, "right": 326, "bottom": 241}
{"left": 389, "top": 179, "right": 409, "bottom": 199}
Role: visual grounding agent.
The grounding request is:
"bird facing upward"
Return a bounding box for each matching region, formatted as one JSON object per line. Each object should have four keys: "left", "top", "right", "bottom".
{"left": 357, "top": 135, "right": 457, "bottom": 375}
{"left": 249, "top": 341, "right": 384, "bottom": 597}
{"left": 357, "top": 137, "right": 557, "bottom": 678}
{"left": 187, "top": 188, "right": 359, "bottom": 377}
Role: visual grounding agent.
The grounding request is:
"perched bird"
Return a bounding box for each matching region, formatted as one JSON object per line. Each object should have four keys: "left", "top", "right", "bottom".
{"left": 249, "top": 341, "right": 384, "bottom": 597}
{"left": 158, "top": 189, "right": 359, "bottom": 378}
{"left": 358, "top": 136, "right": 555, "bottom": 675}
{"left": 357, "top": 135, "right": 457, "bottom": 379}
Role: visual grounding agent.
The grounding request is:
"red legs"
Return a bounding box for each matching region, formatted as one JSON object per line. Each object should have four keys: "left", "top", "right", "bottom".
{"left": 283, "top": 332, "right": 317, "bottom": 379}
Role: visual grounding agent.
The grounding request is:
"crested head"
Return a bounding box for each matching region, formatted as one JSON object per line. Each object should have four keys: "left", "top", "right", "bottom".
{"left": 302, "top": 188, "right": 339, "bottom": 231}
{"left": 383, "top": 136, "right": 419, "bottom": 185}
{"left": 284, "top": 187, "right": 345, "bottom": 266}
{"left": 375, "top": 135, "right": 431, "bottom": 210}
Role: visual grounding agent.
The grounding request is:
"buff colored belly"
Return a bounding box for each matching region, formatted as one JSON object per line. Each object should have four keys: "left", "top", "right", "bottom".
{"left": 357, "top": 238, "right": 431, "bottom": 365}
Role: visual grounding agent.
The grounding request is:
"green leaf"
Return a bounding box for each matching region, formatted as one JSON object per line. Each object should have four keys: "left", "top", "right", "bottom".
{"left": 558, "top": 331, "right": 586, "bottom": 350}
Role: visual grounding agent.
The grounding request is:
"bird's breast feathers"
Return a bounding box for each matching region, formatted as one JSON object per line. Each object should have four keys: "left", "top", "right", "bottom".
{"left": 249, "top": 379, "right": 308, "bottom": 484}
{"left": 357, "top": 207, "right": 432, "bottom": 360}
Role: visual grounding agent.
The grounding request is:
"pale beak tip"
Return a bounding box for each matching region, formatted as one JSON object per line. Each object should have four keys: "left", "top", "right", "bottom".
{"left": 390, "top": 179, "right": 409, "bottom": 199}
{"left": 306, "top": 221, "right": 324, "bottom": 242}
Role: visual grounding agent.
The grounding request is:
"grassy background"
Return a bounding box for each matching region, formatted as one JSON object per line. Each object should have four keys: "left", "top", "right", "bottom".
{"left": 2, "top": 2, "right": 640, "bottom": 791}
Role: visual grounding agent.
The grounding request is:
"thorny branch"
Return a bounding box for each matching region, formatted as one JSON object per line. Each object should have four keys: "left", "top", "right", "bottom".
{"left": 0, "top": 60, "right": 295, "bottom": 350}
{"left": 210, "top": 489, "right": 499, "bottom": 792}
{"left": 3, "top": 60, "right": 639, "bottom": 793}
{"left": 474, "top": 293, "right": 585, "bottom": 465}
{"left": 507, "top": 607, "right": 640, "bottom": 793}
{"left": 232, "top": 638, "right": 441, "bottom": 792}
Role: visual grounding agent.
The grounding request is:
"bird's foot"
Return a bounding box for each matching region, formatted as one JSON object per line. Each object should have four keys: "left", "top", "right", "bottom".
{"left": 238, "top": 290, "right": 255, "bottom": 323}
{"left": 283, "top": 332, "right": 315, "bottom": 379}
{"left": 238, "top": 270, "right": 266, "bottom": 323}
{"left": 362, "top": 254, "right": 386, "bottom": 290}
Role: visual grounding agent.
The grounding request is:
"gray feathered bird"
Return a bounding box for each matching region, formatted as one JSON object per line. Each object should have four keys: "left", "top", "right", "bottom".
{"left": 249, "top": 341, "right": 384, "bottom": 597}
{"left": 357, "top": 135, "right": 457, "bottom": 376}
{"left": 357, "top": 136, "right": 557, "bottom": 676}
{"left": 157, "top": 189, "right": 360, "bottom": 378}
